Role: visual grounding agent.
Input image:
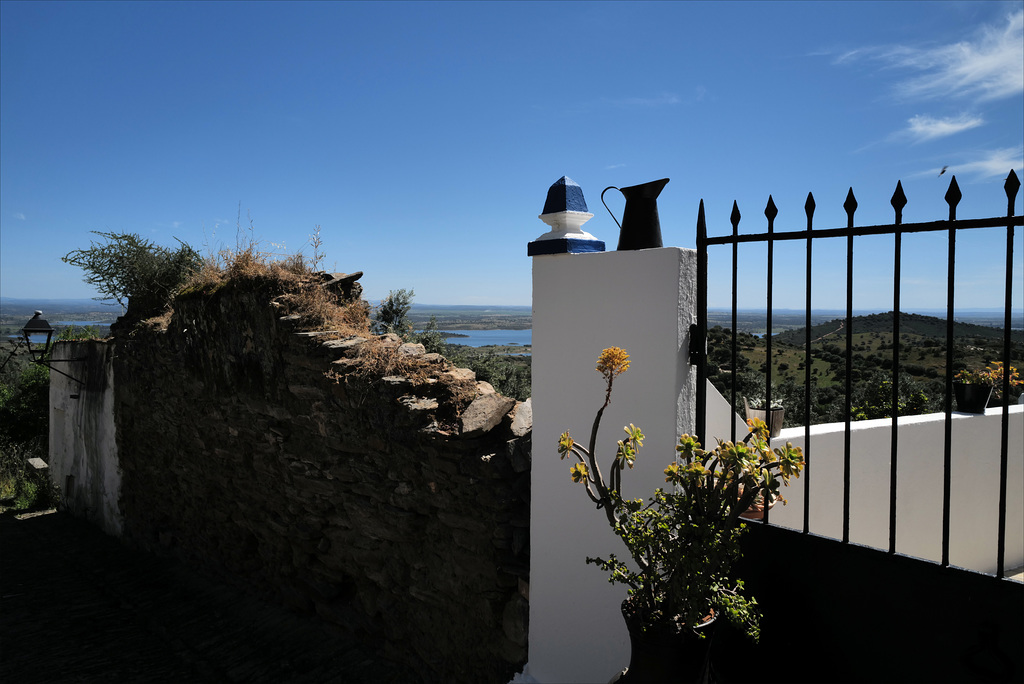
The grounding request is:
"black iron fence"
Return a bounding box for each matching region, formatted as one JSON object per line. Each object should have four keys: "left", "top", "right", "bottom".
{"left": 694, "top": 170, "right": 1022, "bottom": 579}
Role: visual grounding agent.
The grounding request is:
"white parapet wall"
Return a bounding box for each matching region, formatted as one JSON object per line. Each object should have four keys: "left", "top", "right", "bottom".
{"left": 49, "top": 339, "right": 122, "bottom": 537}
{"left": 530, "top": 246, "right": 697, "bottom": 684}
{"left": 764, "top": 404, "right": 1024, "bottom": 574}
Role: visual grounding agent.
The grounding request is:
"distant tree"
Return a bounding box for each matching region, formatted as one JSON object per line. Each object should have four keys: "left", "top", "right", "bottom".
{"left": 373, "top": 288, "right": 414, "bottom": 337}
{"left": 410, "top": 315, "right": 446, "bottom": 354}
{"left": 851, "top": 371, "right": 932, "bottom": 421}
{"left": 62, "top": 231, "right": 202, "bottom": 321}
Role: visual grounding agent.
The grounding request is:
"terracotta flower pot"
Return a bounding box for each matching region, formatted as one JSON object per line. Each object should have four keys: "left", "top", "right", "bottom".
{"left": 739, "top": 495, "right": 776, "bottom": 520}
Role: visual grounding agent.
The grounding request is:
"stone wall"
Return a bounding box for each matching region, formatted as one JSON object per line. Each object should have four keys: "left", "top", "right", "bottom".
{"left": 109, "top": 279, "right": 530, "bottom": 683}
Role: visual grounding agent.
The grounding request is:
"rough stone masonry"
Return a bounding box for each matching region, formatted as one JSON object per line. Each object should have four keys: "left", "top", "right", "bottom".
{"left": 96, "top": 274, "right": 531, "bottom": 684}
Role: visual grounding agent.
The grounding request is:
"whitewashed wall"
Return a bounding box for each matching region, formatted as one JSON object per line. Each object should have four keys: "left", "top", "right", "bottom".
{"left": 530, "top": 247, "right": 697, "bottom": 684}
{"left": 767, "top": 405, "right": 1024, "bottom": 574}
{"left": 49, "top": 340, "right": 122, "bottom": 537}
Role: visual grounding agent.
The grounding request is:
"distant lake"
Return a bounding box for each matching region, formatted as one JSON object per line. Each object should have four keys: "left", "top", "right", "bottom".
{"left": 439, "top": 329, "right": 532, "bottom": 348}
{"left": 8, "top": 320, "right": 110, "bottom": 343}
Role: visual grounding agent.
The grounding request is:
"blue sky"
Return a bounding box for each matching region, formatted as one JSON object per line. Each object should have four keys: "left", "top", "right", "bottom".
{"left": 2, "top": 1, "right": 1021, "bottom": 310}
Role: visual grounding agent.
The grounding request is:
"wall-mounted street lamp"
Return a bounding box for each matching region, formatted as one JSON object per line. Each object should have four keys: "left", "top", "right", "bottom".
{"left": 18, "top": 311, "right": 85, "bottom": 388}
{"left": 21, "top": 311, "right": 56, "bottom": 362}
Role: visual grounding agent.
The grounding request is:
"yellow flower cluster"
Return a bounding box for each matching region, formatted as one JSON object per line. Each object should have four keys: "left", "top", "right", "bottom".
{"left": 596, "top": 347, "right": 630, "bottom": 381}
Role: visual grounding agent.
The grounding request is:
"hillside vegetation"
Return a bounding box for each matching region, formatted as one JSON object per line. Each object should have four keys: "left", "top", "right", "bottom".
{"left": 708, "top": 311, "right": 1023, "bottom": 426}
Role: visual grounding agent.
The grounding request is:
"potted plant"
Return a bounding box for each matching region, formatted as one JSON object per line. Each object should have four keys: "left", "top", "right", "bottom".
{"left": 558, "top": 347, "right": 804, "bottom": 683}
{"left": 743, "top": 396, "right": 784, "bottom": 438}
{"left": 742, "top": 378, "right": 785, "bottom": 437}
{"left": 953, "top": 362, "right": 1022, "bottom": 414}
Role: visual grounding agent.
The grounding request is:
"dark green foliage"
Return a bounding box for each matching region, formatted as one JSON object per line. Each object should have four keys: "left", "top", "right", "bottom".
{"left": 0, "top": 362, "right": 55, "bottom": 512}
{"left": 62, "top": 231, "right": 202, "bottom": 320}
{"left": 0, "top": 363, "right": 49, "bottom": 447}
{"left": 448, "top": 349, "right": 531, "bottom": 401}
{"left": 409, "top": 315, "right": 446, "bottom": 354}
{"left": 0, "top": 435, "right": 55, "bottom": 511}
{"left": 373, "top": 289, "right": 415, "bottom": 336}
{"left": 851, "top": 371, "right": 932, "bottom": 421}
{"left": 57, "top": 325, "right": 104, "bottom": 342}
{"left": 708, "top": 311, "right": 1021, "bottom": 427}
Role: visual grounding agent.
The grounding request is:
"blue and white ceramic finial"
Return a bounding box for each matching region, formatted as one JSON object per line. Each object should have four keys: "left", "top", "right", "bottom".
{"left": 528, "top": 176, "right": 606, "bottom": 256}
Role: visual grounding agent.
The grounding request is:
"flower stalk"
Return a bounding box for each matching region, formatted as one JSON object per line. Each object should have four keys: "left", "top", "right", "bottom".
{"left": 558, "top": 347, "right": 805, "bottom": 640}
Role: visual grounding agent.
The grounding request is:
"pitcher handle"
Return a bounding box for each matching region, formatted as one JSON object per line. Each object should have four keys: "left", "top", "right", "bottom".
{"left": 601, "top": 186, "right": 622, "bottom": 230}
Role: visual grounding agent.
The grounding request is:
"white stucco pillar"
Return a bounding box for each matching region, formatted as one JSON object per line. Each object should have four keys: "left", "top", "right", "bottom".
{"left": 49, "top": 339, "right": 121, "bottom": 537}
{"left": 527, "top": 177, "right": 698, "bottom": 683}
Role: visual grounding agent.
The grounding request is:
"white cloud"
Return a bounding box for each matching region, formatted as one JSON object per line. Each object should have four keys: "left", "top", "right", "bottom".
{"left": 910, "top": 146, "right": 1024, "bottom": 180}
{"left": 954, "top": 146, "right": 1024, "bottom": 179}
{"left": 841, "top": 10, "right": 1024, "bottom": 103}
{"left": 14, "top": 212, "right": 26, "bottom": 220}
{"left": 905, "top": 114, "right": 984, "bottom": 142}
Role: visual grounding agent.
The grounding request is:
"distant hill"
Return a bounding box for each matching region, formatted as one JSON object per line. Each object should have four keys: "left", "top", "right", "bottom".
{"left": 774, "top": 311, "right": 1023, "bottom": 345}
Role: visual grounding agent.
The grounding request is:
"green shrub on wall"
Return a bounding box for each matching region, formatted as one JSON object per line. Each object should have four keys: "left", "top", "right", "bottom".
{"left": 62, "top": 231, "right": 202, "bottom": 321}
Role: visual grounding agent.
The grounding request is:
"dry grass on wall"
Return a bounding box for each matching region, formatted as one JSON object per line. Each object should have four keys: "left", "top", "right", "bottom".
{"left": 173, "top": 238, "right": 372, "bottom": 340}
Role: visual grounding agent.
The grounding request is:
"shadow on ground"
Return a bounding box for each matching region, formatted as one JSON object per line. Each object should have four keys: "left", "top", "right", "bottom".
{"left": 0, "top": 511, "right": 423, "bottom": 683}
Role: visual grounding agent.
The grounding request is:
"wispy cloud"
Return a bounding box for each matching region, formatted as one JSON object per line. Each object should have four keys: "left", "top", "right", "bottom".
{"left": 605, "top": 163, "right": 627, "bottom": 170}
{"left": 954, "top": 146, "right": 1024, "bottom": 179}
{"left": 904, "top": 114, "right": 984, "bottom": 142}
{"left": 839, "top": 10, "right": 1023, "bottom": 103}
{"left": 13, "top": 212, "right": 26, "bottom": 220}
{"left": 909, "top": 146, "right": 1023, "bottom": 180}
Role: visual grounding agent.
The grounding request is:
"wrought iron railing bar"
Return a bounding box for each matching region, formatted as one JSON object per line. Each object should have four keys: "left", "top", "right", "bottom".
{"left": 941, "top": 176, "right": 962, "bottom": 567}
{"left": 889, "top": 181, "right": 907, "bottom": 555}
{"left": 730, "top": 201, "right": 741, "bottom": 445}
{"left": 762, "top": 197, "right": 778, "bottom": 524}
{"left": 803, "top": 192, "right": 815, "bottom": 535}
{"left": 696, "top": 200, "right": 708, "bottom": 446}
{"left": 842, "top": 188, "right": 857, "bottom": 544}
{"left": 702, "top": 215, "right": 1023, "bottom": 245}
{"left": 695, "top": 170, "right": 1019, "bottom": 573}
{"left": 997, "top": 169, "right": 1020, "bottom": 578}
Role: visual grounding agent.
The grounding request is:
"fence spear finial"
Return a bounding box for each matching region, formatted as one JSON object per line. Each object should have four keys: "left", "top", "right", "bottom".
{"left": 697, "top": 199, "right": 707, "bottom": 241}
{"left": 944, "top": 176, "right": 962, "bottom": 221}
{"left": 891, "top": 181, "right": 907, "bottom": 223}
{"left": 1005, "top": 169, "right": 1021, "bottom": 214}
{"left": 844, "top": 188, "right": 858, "bottom": 225}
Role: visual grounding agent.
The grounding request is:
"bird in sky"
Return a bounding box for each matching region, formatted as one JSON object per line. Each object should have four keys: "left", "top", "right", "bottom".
{"left": 938, "top": 166, "right": 949, "bottom": 177}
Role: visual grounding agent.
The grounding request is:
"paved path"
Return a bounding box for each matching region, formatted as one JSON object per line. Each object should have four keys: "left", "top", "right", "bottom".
{"left": 0, "top": 511, "right": 422, "bottom": 683}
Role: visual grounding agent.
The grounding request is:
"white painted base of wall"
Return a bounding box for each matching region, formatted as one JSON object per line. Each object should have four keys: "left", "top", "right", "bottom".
{"left": 49, "top": 341, "right": 122, "bottom": 537}
{"left": 767, "top": 404, "right": 1024, "bottom": 574}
